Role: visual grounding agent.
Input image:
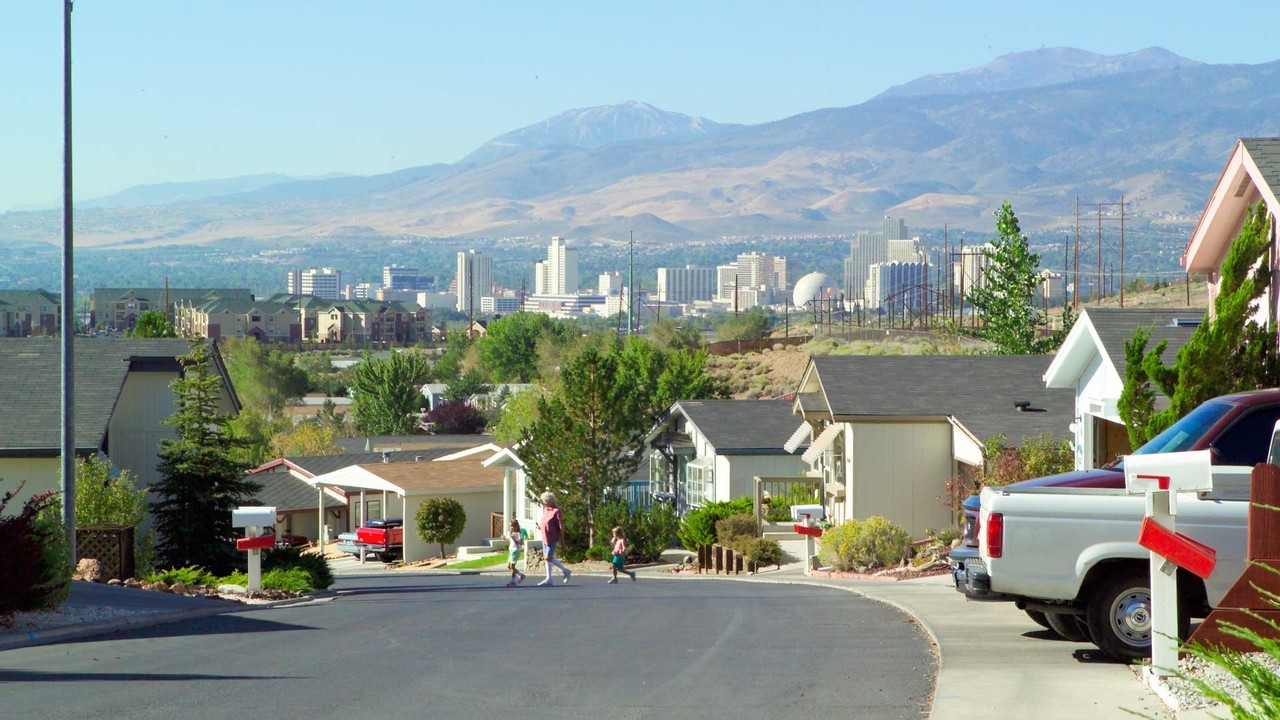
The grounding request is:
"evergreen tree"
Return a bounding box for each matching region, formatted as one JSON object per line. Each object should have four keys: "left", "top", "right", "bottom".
{"left": 151, "top": 338, "right": 259, "bottom": 575}
{"left": 1119, "top": 202, "right": 1279, "bottom": 444}
{"left": 966, "top": 202, "right": 1057, "bottom": 354}
{"left": 350, "top": 351, "right": 432, "bottom": 435}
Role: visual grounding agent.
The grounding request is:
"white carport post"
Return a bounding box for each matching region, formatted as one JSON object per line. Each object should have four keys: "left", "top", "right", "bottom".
{"left": 317, "top": 488, "right": 324, "bottom": 545}
{"left": 502, "top": 468, "right": 514, "bottom": 536}
{"left": 359, "top": 490, "right": 367, "bottom": 563}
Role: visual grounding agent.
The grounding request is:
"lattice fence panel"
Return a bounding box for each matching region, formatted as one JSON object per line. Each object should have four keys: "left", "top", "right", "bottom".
{"left": 77, "top": 525, "right": 135, "bottom": 581}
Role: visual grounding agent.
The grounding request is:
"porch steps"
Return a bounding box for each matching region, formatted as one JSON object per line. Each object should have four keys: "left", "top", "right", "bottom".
{"left": 456, "top": 536, "right": 509, "bottom": 560}
{"left": 761, "top": 521, "right": 804, "bottom": 542}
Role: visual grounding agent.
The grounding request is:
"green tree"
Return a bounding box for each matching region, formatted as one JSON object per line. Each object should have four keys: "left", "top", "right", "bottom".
{"left": 1119, "top": 202, "right": 1279, "bottom": 445}
{"left": 226, "top": 409, "right": 290, "bottom": 466}
{"left": 648, "top": 318, "right": 703, "bottom": 351}
{"left": 445, "top": 368, "right": 493, "bottom": 403}
{"left": 74, "top": 456, "right": 147, "bottom": 527}
{"left": 221, "top": 338, "right": 309, "bottom": 417}
{"left": 270, "top": 421, "right": 345, "bottom": 457}
{"left": 150, "top": 338, "right": 260, "bottom": 575}
{"left": 431, "top": 329, "right": 474, "bottom": 382}
{"left": 350, "top": 351, "right": 432, "bottom": 435}
{"left": 715, "top": 308, "right": 773, "bottom": 342}
{"left": 965, "top": 203, "right": 1058, "bottom": 354}
{"left": 493, "top": 385, "right": 548, "bottom": 444}
{"left": 126, "top": 310, "right": 176, "bottom": 338}
{"left": 479, "top": 313, "right": 574, "bottom": 382}
{"left": 415, "top": 496, "right": 466, "bottom": 559}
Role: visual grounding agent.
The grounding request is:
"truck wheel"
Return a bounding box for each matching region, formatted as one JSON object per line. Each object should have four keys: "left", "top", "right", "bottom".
{"left": 1086, "top": 573, "right": 1152, "bottom": 662}
{"left": 1024, "top": 609, "right": 1052, "bottom": 630}
{"left": 1044, "top": 612, "right": 1090, "bottom": 642}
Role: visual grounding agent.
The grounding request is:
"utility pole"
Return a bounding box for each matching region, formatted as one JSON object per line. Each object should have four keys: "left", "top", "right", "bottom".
{"left": 628, "top": 231, "right": 635, "bottom": 335}
{"left": 1119, "top": 195, "right": 1126, "bottom": 308}
{"left": 1074, "top": 196, "right": 1081, "bottom": 310}
{"left": 1096, "top": 202, "right": 1103, "bottom": 303}
{"left": 467, "top": 256, "right": 474, "bottom": 338}
{"left": 61, "top": 0, "right": 76, "bottom": 559}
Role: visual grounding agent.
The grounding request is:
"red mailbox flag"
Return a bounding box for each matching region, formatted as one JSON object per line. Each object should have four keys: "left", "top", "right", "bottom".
{"left": 1137, "top": 516, "right": 1217, "bottom": 579}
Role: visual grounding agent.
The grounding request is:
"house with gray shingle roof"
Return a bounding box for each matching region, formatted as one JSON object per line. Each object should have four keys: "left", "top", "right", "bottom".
{"left": 0, "top": 337, "right": 238, "bottom": 509}
{"left": 1044, "top": 307, "right": 1203, "bottom": 470}
{"left": 643, "top": 399, "right": 807, "bottom": 514}
{"left": 1183, "top": 138, "right": 1280, "bottom": 326}
{"left": 788, "top": 354, "right": 1074, "bottom": 536}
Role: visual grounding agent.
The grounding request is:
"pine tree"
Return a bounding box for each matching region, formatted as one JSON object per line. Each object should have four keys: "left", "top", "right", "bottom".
{"left": 1118, "top": 202, "right": 1278, "bottom": 444}
{"left": 350, "top": 351, "right": 431, "bottom": 435}
{"left": 151, "top": 338, "right": 260, "bottom": 575}
{"left": 966, "top": 202, "right": 1056, "bottom": 354}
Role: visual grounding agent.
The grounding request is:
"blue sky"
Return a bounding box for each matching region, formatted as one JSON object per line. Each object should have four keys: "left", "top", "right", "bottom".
{"left": 4, "top": 0, "right": 1279, "bottom": 211}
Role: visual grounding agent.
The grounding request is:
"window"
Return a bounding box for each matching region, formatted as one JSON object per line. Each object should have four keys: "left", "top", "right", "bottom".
{"left": 684, "top": 460, "right": 713, "bottom": 508}
{"left": 250, "top": 315, "right": 261, "bottom": 322}
{"left": 1213, "top": 407, "right": 1280, "bottom": 467}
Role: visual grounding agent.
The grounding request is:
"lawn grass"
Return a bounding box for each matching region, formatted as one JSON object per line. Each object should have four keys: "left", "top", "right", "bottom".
{"left": 444, "top": 554, "right": 509, "bottom": 570}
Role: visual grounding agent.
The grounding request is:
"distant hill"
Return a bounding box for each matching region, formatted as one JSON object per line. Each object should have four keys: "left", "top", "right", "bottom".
{"left": 875, "top": 46, "right": 1203, "bottom": 99}
{"left": 5, "top": 48, "right": 1279, "bottom": 249}
{"left": 461, "top": 100, "right": 736, "bottom": 165}
{"left": 79, "top": 173, "right": 298, "bottom": 208}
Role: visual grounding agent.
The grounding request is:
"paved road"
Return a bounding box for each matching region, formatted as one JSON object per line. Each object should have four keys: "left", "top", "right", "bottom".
{"left": 0, "top": 573, "right": 935, "bottom": 720}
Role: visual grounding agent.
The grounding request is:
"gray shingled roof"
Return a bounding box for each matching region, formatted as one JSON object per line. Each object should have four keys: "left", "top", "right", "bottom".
{"left": 1242, "top": 138, "right": 1280, "bottom": 192}
{"left": 0, "top": 337, "right": 193, "bottom": 453}
{"left": 249, "top": 472, "right": 344, "bottom": 512}
{"left": 809, "top": 354, "right": 1074, "bottom": 445}
{"left": 675, "top": 399, "right": 804, "bottom": 454}
{"left": 275, "top": 448, "right": 465, "bottom": 477}
{"left": 1085, "top": 307, "right": 1204, "bottom": 381}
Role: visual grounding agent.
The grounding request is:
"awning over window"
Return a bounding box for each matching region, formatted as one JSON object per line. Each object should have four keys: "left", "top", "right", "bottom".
{"left": 802, "top": 423, "right": 843, "bottom": 465}
{"left": 949, "top": 416, "right": 984, "bottom": 467}
{"left": 783, "top": 421, "right": 812, "bottom": 454}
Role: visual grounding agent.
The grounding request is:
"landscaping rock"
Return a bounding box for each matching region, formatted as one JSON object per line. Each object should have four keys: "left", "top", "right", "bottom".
{"left": 124, "top": 578, "right": 142, "bottom": 588}
{"left": 72, "top": 558, "right": 106, "bottom": 583}
{"left": 107, "top": 578, "right": 123, "bottom": 586}
{"left": 169, "top": 581, "right": 188, "bottom": 594}
{"left": 217, "top": 584, "right": 248, "bottom": 597}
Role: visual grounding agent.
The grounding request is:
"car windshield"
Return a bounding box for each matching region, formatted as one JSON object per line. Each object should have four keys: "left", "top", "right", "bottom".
{"left": 1131, "top": 400, "right": 1233, "bottom": 456}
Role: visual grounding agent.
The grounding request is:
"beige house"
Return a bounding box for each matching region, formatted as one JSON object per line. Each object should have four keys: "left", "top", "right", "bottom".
{"left": 303, "top": 445, "right": 504, "bottom": 561}
{"left": 1183, "top": 137, "right": 1280, "bottom": 325}
{"left": 0, "top": 290, "right": 60, "bottom": 336}
{"left": 789, "top": 355, "right": 1074, "bottom": 536}
{"left": 0, "top": 337, "right": 239, "bottom": 509}
{"left": 174, "top": 296, "right": 307, "bottom": 342}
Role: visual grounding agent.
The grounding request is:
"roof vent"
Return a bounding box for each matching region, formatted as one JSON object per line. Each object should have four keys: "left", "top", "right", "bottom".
{"left": 1170, "top": 318, "right": 1202, "bottom": 328}
{"left": 381, "top": 450, "right": 391, "bottom": 463}
{"left": 1014, "top": 400, "right": 1031, "bottom": 412}
{"left": 415, "top": 456, "right": 423, "bottom": 462}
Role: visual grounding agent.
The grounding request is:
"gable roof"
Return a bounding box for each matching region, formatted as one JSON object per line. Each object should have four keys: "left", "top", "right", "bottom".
{"left": 0, "top": 337, "right": 196, "bottom": 453}
{"left": 670, "top": 399, "right": 805, "bottom": 454}
{"left": 249, "top": 472, "right": 344, "bottom": 512}
{"left": 1184, "top": 137, "right": 1280, "bottom": 274}
{"left": 250, "top": 447, "right": 464, "bottom": 478}
{"left": 805, "top": 354, "right": 1074, "bottom": 445}
{"left": 1090, "top": 307, "right": 1202, "bottom": 381}
{"left": 305, "top": 454, "right": 504, "bottom": 495}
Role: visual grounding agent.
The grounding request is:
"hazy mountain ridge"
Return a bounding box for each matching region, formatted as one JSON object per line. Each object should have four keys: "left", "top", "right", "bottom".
{"left": 6, "top": 49, "right": 1278, "bottom": 248}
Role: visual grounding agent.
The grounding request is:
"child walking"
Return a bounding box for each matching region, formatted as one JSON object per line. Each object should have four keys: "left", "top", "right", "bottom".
{"left": 505, "top": 519, "right": 527, "bottom": 587}
{"left": 608, "top": 526, "right": 637, "bottom": 584}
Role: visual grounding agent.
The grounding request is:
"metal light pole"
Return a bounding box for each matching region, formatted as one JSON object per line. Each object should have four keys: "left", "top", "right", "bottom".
{"left": 61, "top": 0, "right": 77, "bottom": 559}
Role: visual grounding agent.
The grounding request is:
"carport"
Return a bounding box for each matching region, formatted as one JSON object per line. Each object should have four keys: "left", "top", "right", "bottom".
{"left": 303, "top": 447, "right": 506, "bottom": 562}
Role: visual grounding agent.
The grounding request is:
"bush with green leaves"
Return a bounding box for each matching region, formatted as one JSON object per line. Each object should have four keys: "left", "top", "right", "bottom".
{"left": 0, "top": 482, "right": 71, "bottom": 617}
{"left": 677, "top": 497, "right": 753, "bottom": 551}
{"left": 818, "top": 516, "right": 912, "bottom": 571}
{"left": 218, "top": 567, "right": 315, "bottom": 593}
{"left": 415, "top": 496, "right": 466, "bottom": 558}
{"left": 75, "top": 456, "right": 147, "bottom": 528}
{"left": 715, "top": 513, "right": 759, "bottom": 545}
{"left": 586, "top": 499, "right": 679, "bottom": 563}
{"left": 734, "top": 537, "right": 783, "bottom": 569}
{"left": 144, "top": 565, "right": 220, "bottom": 587}
{"left": 264, "top": 547, "right": 333, "bottom": 590}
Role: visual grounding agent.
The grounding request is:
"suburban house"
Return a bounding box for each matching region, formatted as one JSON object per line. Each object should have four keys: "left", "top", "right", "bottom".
{"left": 643, "top": 399, "right": 808, "bottom": 514}
{"left": 92, "top": 287, "right": 253, "bottom": 332}
{"left": 0, "top": 290, "right": 61, "bottom": 336}
{"left": 420, "top": 383, "right": 539, "bottom": 412}
{"left": 0, "top": 337, "right": 238, "bottom": 508}
{"left": 1043, "top": 307, "right": 1202, "bottom": 470}
{"left": 1182, "top": 137, "right": 1280, "bottom": 325}
{"left": 301, "top": 444, "right": 506, "bottom": 561}
{"left": 788, "top": 355, "right": 1074, "bottom": 536}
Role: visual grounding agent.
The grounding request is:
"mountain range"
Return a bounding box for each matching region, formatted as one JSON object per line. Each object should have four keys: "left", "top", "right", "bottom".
{"left": 7, "top": 46, "right": 1279, "bottom": 248}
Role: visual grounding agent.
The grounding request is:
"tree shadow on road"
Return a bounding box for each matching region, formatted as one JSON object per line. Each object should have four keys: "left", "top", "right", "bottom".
{"left": 0, "top": 668, "right": 302, "bottom": 682}
{"left": 35, "top": 613, "right": 316, "bottom": 648}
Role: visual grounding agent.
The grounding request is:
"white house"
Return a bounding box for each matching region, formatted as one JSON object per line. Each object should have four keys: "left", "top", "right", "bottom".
{"left": 789, "top": 355, "right": 1074, "bottom": 536}
{"left": 1182, "top": 137, "right": 1280, "bottom": 326}
{"left": 1042, "top": 307, "right": 1201, "bottom": 470}
{"left": 643, "top": 399, "right": 809, "bottom": 514}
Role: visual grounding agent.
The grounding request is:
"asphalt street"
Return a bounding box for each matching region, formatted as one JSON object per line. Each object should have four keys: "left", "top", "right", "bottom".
{"left": 0, "top": 573, "right": 936, "bottom": 720}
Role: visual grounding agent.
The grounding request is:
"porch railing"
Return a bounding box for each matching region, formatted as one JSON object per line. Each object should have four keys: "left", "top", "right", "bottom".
{"left": 754, "top": 476, "right": 824, "bottom": 527}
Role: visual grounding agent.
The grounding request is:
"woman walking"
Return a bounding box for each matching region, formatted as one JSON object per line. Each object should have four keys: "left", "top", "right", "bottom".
{"left": 538, "top": 491, "right": 572, "bottom": 586}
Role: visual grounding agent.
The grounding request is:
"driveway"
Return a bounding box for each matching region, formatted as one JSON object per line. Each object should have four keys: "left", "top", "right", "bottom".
{"left": 0, "top": 573, "right": 936, "bottom": 720}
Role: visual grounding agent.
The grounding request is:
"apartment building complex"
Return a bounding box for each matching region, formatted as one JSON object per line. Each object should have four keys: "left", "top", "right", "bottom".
{"left": 92, "top": 287, "right": 254, "bottom": 332}
{"left": 0, "top": 290, "right": 60, "bottom": 336}
{"left": 656, "top": 265, "right": 717, "bottom": 303}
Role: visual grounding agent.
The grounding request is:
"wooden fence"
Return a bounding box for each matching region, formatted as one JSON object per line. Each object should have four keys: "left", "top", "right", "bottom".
{"left": 697, "top": 543, "right": 757, "bottom": 575}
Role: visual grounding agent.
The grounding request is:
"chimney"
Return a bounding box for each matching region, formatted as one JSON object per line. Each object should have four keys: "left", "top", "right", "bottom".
{"left": 382, "top": 450, "right": 391, "bottom": 463}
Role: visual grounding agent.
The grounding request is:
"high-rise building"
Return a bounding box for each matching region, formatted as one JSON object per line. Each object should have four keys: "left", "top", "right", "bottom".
{"left": 598, "top": 272, "right": 623, "bottom": 294}
{"left": 383, "top": 265, "right": 421, "bottom": 290}
{"left": 884, "top": 216, "right": 908, "bottom": 241}
{"left": 955, "top": 243, "right": 996, "bottom": 296}
{"left": 888, "top": 237, "right": 924, "bottom": 263}
{"left": 287, "top": 268, "right": 341, "bottom": 300}
{"left": 865, "top": 261, "right": 928, "bottom": 311}
{"left": 656, "top": 265, "right": 717, "bottom": 303}
{"left": 456, "top": 250, "right": 493, "bottom": 314}
{"left": 735, "top": 252, "right": 787, "bottom": 293}
{"left": 846, "top": 230, "right": 887, "bottom": 307}
{"left": 535, "top": 237, "right": 578, "bottom": 295}
{"left": 716, "top": 264, "right": 739, "bottom": 302}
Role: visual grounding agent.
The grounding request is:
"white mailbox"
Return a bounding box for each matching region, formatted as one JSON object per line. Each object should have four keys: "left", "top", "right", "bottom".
{"left": 790, "top": 504, "right": 825, "bottom": 522}
{"left": 232, "top": 506, "right": 277, "bottom": 529}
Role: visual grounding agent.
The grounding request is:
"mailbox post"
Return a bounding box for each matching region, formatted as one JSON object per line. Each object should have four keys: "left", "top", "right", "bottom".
{"left": 1123, "top": 451, "right": 1215, "bottom": 677}
{"left": 232, "top": 506, "right": 277, "bottom": 593}
{"left": 791, "top": 504, "right": 824, "bottom": 576}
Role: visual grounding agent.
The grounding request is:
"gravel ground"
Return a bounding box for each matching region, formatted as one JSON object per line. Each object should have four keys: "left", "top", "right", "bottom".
{"left": 1158, "top": 652, "right": 1280, "bottom": 710}
{"left": 1, "top": 605, "right": 163, "bottom": 634}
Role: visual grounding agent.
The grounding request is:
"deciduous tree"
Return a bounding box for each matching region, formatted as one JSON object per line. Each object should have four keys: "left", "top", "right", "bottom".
{"left": 221, "top": 338, "right": 308, "bottom": 417}
{"left": 479, "top": 313, "right": 574, "bottom": 382}
{"left": 350, "top": 351, "right": 432, "bottom": 435}
{"left": 415, "top": 497, "right": 466, "bottom": 559}
{"left": 126, "top": 310, "right": 176, "bottom": 338}
{"left": 965, "top": 203, "right": 1062, "bottom": 354}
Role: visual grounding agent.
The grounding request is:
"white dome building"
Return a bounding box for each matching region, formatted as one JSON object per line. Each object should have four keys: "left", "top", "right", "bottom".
{"left": 792, "top": 272, "right": 837, "bottom": 307}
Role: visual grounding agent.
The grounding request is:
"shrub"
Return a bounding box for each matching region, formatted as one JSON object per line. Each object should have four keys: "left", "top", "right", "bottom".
{"left": 264, "top": 547, "right": 334, "bottom": 590}
{"left": 0, "top": 483, "right": 71, "bottom": 617}
{"left": 818, "top": 516, "right": 912, "bottom": 572}
{"left": 146, "top": 565, "right": 219, "bottom": 587}
{"left": 416, "top": 496, "right": 466, "bottom": 558}
{"left": 261, "top": 567, "right": 314, "bottom": 593}
{"left": 630, "top": 503, "right": 679, "bottom": 562}
{"left": 735, "top": 537, "right": 783, "bottom": 569}
{"left": 75, "top": 457, "right": 147, "bottom": 527}
{"left": 715, "top": 513, "right": 759, "bottom": 545}
{"left": 677, "top": 497, "right": 753, "bottom": 551}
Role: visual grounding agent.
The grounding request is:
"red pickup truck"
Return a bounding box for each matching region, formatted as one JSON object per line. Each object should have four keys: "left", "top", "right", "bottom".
{"left": 355, "top": 518, "right": 404, "bottom": 562}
